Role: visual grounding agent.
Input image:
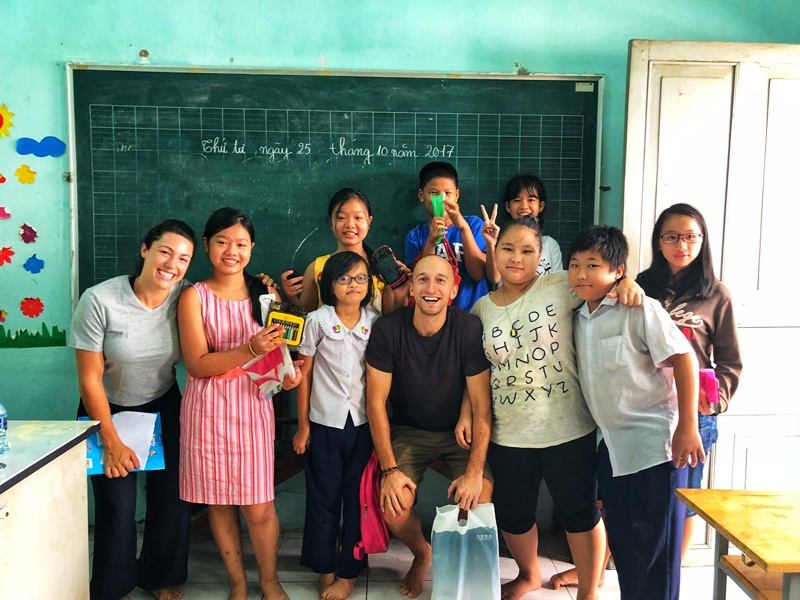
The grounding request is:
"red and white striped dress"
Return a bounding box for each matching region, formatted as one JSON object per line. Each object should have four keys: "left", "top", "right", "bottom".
{"left": 179, "top": 282, "right": 275, "bottom": 505}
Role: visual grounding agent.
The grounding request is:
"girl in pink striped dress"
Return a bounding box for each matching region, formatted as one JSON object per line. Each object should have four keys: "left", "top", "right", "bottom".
{"left": 178, "top": 208, "right": 302, "bottom": 600}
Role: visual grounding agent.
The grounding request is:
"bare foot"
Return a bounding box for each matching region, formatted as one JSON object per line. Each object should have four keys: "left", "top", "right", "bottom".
{"left": 322, "top": 576, "right": 357, "bottom": 600}
{"left": 146, "top": 587, "right": 184, "bottom": 600}
{"left": 318, "top": 573, "right": 336, "bottom": 596}
{"left": 227, "top": 579, "right": 249, "bottom": 600}
{"left": 549, "top": 567, "right": 605, "bottom": 590}
{"left": 550, "top": 567, "right": 577, "bottom": 589}
{"left": 501, "top": 574, "right": 542, "bottom": 600}
{"left": 399, "top": 546, "right": 431, "bottom": 598}
{"left": 261, "top": 579, "right": 290, "bottom": 600}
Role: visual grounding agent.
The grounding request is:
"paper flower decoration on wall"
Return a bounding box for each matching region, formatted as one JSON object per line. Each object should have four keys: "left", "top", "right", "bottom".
{"left": 0, "top": 207, "right": 10, "bottom": 219}
{"left": 20, "top": 297, "right": 44, "bottom": 318}
{"left": 24, "top": 254, "right": 44, "bottom": 274}
{"left": 0, "top": 309, "right": 7, "bottom": 323}
{"left": 0, "top": 104, "right": 14, "bottom": 138}
{"left": 15, "top": 165, "right": 36, "bottom": 184}
{"left": 20, "top": 223, "right": 37, "bottom": 243}
{"left": 0, "top": 246, "right": 14, "bottom": 266}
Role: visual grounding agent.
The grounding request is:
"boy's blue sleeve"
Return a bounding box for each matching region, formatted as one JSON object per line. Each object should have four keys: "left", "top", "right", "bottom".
{"left": 467, "top": 215, "right": 487, "bottom": 252}
{"left": 404, "top": 224, "right": 427, "bottom": 264}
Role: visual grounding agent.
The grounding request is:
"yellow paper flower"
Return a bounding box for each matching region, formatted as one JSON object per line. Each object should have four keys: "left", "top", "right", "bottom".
{"left": 15, "top": 164, "right": 36, "bottom": 184}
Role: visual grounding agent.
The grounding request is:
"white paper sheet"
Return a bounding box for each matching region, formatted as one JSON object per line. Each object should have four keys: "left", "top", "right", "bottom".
{"left": 112, "top": 412, "right": 157, "bottom": 470}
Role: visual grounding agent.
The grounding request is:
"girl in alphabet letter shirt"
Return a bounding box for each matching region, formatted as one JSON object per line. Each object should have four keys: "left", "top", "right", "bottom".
{"left": 470, "top": 216, "right": 642, "bottom": 600}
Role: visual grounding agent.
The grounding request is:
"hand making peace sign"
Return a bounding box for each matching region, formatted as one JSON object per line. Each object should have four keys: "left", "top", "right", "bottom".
{"left": 480, "top": 203, "right": 499, "bottom": 249}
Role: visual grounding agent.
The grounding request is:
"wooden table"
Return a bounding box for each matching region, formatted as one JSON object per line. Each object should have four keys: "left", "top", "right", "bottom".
{"left": 677, "top": 489, "right": 800, "bottom": 600}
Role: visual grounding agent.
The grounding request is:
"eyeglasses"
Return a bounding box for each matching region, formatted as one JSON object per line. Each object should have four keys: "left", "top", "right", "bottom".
{"left": 660, "top": 232, "right": 703, "bottom": 245}
{"left": 336, "top": 275, "right": 370, "bottom": 285}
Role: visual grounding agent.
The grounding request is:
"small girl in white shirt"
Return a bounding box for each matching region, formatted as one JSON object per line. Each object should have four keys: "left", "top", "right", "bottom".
{"left": 294, "top": 250, "right": 378, "bottom": 600}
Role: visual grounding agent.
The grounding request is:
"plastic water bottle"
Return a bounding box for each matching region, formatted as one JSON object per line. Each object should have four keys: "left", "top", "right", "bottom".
{"left": 0, "top": 401, "right": 9, "bottom": 454}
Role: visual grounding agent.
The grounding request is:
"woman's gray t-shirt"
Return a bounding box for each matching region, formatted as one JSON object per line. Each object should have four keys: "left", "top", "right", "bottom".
{"left": 69, "top": 276, "right": 189, "bottom": 407}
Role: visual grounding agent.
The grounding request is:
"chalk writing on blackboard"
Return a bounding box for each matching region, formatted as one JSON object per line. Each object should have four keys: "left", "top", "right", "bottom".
{"left": 79, "top": 94, "right": 594, "bottom": 291}
{"left": 103, "top": 107, "right": 583, "bottom": 171}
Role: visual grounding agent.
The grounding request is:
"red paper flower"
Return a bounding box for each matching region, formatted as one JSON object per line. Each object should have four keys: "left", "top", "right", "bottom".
{"left": 20, "top": 297, "right": 44, "bottom": 318}
{"left": 0, "top": 246, "right": 14, "bottom": 266}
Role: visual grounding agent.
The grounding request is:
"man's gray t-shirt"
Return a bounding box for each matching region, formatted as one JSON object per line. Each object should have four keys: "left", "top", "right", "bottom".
{"left": 69, "top": 276, "right": 189, "bottom": 407}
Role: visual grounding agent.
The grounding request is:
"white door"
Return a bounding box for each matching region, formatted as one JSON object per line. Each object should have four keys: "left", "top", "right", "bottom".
{"left": 623, "top": 40, "right": 800, "bottom": 565}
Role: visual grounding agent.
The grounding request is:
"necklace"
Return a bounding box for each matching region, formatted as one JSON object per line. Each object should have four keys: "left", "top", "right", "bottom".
{"left": 497, "top": 276, "right": 538, "bottom": 338}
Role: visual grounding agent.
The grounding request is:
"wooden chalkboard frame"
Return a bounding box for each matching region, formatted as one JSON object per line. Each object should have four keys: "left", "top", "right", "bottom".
{"left": 67, "top": 64, "right": 604, "bottom": 305}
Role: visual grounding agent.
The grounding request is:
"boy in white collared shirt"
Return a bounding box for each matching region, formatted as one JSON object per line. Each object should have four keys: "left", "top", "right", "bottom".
{"left": 568, "top": 225, "right": 704, "bottom": 600}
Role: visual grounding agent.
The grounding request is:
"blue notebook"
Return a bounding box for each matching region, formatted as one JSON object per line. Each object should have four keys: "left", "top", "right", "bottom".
{"left": 79, "top": 413, "right": 165, "bottom": 475}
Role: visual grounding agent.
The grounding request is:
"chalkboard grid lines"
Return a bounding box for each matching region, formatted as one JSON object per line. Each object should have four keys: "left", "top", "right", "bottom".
{"left": 86, "top": 104, "right": 584, "bottom": 285}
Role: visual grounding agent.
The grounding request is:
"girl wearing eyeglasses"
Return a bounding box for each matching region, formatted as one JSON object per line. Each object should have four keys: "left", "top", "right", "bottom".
{"left": 482, "top": 175, "right": 564, "bottom": 286}
{"left": 637, "top": 203, "right": 742, "bottom": 562}
{"left": 293, "top": 251, "right": 378, "bottom": 600}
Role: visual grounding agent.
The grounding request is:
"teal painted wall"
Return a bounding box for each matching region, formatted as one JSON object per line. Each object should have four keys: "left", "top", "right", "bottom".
{"left": 1, "top": 0, "right": 799, "bottom": 422}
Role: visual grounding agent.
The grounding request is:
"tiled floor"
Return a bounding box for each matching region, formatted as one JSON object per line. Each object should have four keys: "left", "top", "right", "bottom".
{"left": 96, "top": 467, "right": 750, "bottom": 599}
{"left": 101, "top": 526, "right": 752, "bottom": 599}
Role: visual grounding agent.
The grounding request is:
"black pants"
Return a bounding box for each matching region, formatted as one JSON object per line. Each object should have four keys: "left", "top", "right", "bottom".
{"left": 301, "top": 415, "right": 373, "bottom": 578}
{"left": 597, "top": 440, "right": 687, "bottom": 600}
{"left": 78, "top": 383, "right": 191, "bottom": 600}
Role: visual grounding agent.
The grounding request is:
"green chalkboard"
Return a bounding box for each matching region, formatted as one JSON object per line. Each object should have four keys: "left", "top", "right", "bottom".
{"left": 71, "top": 67, "right": 600, "bottom": 294}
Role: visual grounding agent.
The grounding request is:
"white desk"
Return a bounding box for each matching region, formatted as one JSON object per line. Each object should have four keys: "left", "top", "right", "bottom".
{"left": 0, "top": 420, "right": 99, "bottom": 600}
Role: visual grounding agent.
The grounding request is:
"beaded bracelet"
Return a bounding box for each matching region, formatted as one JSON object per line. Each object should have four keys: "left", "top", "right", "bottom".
{"left": 380, "top": 466, "right": 400, "bottom": 480}
{"left": 248, "top": 340, "right": 259, "bottom": 357}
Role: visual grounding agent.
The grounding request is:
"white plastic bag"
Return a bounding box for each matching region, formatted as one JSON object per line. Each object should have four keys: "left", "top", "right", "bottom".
{"left": 431, "top": 503, "right": 501, "bottom": 600}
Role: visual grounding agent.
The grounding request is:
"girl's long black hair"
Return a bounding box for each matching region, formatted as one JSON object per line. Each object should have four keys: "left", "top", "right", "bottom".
{"left": 637, "top": 203, "right": 716, "bottom": 302}
{"left": 203, "top": 207, "right": 265, "bottom": 325}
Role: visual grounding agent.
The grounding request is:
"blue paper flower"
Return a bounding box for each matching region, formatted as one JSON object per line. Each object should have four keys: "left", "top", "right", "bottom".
{"left": 24, "top": 254, "right": 45, "bottom": 274}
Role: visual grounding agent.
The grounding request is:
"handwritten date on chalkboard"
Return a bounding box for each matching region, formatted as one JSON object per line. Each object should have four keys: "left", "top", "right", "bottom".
{"left": 179, "top": 136, "right": 454, "bottom": 165}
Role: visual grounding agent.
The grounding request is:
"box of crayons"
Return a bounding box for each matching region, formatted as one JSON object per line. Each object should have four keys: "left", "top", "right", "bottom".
{"left": 260, "top": 295, "right": 307, "bottom": 345}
